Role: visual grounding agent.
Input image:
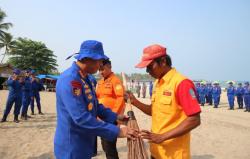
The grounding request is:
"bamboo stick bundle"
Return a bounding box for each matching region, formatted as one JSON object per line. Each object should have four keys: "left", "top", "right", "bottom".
{"left": 121, "top": 72, "right": 149, "bottom": 159}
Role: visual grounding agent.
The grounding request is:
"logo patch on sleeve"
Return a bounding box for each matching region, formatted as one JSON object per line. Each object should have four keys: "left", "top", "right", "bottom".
{"left": 189, "top": 89, "right": 196, "bottom": 99}
{"left": 71, "top": 81, "right": 82, "bottom": 96}
{"left": 115, "top": 84, "right": 122, "bottom": 90}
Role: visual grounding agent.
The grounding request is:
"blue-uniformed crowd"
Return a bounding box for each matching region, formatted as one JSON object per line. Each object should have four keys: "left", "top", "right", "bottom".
{"left": 195, "top": 81, "right": 250, "bottom": 112}
{"left": 1, "top": 69, "right": 44, "bottom": 123}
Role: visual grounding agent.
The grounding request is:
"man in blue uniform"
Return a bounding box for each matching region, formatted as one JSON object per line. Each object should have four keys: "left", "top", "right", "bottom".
{"left": 212, "top": 82, "right": 221, "bottom": 108}
{"left": 21, "top": 69, "right": 32, "bottom": 120}
{"left": 195, "top": 82, "right": 201, "bottom": 104}
{"left": 206, "top": 83, "right": 213, "bottom": 105}
{"left": 199, "top": 83, "right": 206, "bottom": 106}
{"left": 30, "top": 70, "right": 44, "bottom": 115}
{"left": 243, "top": 82, "right": 250, "bottom": 112}
{"left": 149, "top": 81, "right": 153, "bottom": 98}
{"left": 227, "top": 82, "right": 236, "bottom": 110}
{"left": 54, "top": 40, "right": 137, "bottom": 159}
{"left": 1, "top": 69, "right": 22, "bottom": 123}
{"left": 236, "top": 83, "right": 244, "bottom": 109}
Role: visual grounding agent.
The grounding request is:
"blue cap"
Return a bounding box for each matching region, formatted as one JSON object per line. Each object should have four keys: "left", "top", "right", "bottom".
{"left": 30, "top": 70, "right": 36, "bottom": 74}
{"left": 74, "top": 40, "right": 109, "bottom": 60}
{"left": 13, "top": 69, "right": 21, "bottom": 75}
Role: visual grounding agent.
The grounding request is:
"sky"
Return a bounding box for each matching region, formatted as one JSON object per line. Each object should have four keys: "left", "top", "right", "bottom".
{"left": 1, "top": 0, "right": 250, "bottom": 81}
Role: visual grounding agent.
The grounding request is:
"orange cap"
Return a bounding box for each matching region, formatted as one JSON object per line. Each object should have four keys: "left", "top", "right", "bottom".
{"left": 135, "top": 44, "right": 167, "bottom": 68}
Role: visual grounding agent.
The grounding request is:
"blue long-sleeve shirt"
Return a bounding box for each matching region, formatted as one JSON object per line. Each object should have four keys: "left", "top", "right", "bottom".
{"left": 54, "top": 62, "right": 119, "bottom": 159}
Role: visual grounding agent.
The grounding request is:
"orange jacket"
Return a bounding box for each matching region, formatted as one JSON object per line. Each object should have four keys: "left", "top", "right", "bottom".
{"left": 96, "top": 73, "right": 125, "bottom": 114}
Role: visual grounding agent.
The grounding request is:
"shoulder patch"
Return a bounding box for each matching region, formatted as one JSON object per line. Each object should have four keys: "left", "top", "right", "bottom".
{"left": 115, "top": 84, "right": 123, "bottom": 90}
{"left": 71, "top": 81, "right": 82, "bottom": 96}
{"left": 189, "top": 89, "right": 196, "bottom": 99}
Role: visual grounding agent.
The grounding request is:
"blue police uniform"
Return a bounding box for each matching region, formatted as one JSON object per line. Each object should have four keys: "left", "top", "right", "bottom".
{"left": 30, "top": 79, "right": 43, "bottom": 114}
{"left": 227, "top": 85, "right": 236, "bottom": 109}
{"left": 243, "top": 82, "right": 250, "bottom": 112}
{"left": 206, "top": 84, "right": 213, "bottom": 105}
{"left": 195, "top": 83, "right": 201, "bottom": 104}
{"left": 149, "top": 81, "right": 153, "bottom": 97}
{"left": 21, "top": 76, "right": 32, "bottom": 118}
{"left": 199, "top": 84, "right": 206, "bottom": 106}
{"left": 54, "top": 40, "right": 119, "bottom": 159}
{"left": 236, "top": 84, "right": 244, "bottom": 109}
{"left": 212, "top": 84, "right": 221, "bottom": 108}
{"left": 1, "top": 69, "right": 22, "bottom": 122}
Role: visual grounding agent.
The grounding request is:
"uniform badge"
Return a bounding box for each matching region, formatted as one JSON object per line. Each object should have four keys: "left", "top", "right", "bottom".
{"left": 84, "top": 84, "right": 89, "bottom": 89}
{"left": 88, "top": 103, "right": 93, "bottom": 111}
{"left": 115, "top": 84, "right": 123, "bottom": 90}
{"left": 163, "top": 90, "right": 172, "bottom": 96}
{"left": 85, "top": 88, "right": 91, "bottom": 94}
{"left": 71, "top": 81, "right": 82, "bottom": 96}
{"left": 189, "top": 89, "right": 196, "bottom": 99}
{"left": 88, "top": 94, "right": 93, "bottom": 100}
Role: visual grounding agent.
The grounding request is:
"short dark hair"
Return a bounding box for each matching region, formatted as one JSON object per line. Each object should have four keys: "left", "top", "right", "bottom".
{"left": 155, "top": 55, "right": 172, "bottom": 67}
{"left": 103, "top": 58, "right": 111, "bottom": 66}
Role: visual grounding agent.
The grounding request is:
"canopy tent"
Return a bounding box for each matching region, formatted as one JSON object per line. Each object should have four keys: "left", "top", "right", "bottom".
{"left": 37, "top": 74, "right": 59, "bottom": 80}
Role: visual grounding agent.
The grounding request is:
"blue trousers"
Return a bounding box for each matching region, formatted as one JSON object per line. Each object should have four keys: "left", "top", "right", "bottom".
{"left": 228, "top": 95, "right": 235, "bottom": 109}
{"left": 244, "top": 95, "right": 250, "bottom": 110}
{"left": 213, "top": 95, "right": 220, "bottom": 107}
{"left": 21, "top": 94, "right": 31, "bottom": 115}
{"left": 199, "top": 95, "right": 206, "bottom": 105}
{"left": 237, "top": 95, "right": 243, "bottom": 108}
{"left": 4, "top": 96, "right": 22, "bottom": 116}
{"left": 31, "top": 93, "right": 41, "bottom": 113}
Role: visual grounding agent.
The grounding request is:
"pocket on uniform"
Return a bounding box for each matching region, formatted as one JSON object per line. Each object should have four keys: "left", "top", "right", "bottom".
{"left": 160, "top": 97, "right": 172, "bottom": 105}
{"left": 103, "top": 88, "right": 112, "bottom": 95}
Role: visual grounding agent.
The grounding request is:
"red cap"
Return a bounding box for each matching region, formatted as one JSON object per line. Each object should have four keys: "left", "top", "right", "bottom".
{"left": 135, "top": 44, "right": 167, "bottom": 68}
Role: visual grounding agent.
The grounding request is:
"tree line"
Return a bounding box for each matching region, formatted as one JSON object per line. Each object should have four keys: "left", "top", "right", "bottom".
{"left": 0, "top": 8, "right": 58, "bottom": 74}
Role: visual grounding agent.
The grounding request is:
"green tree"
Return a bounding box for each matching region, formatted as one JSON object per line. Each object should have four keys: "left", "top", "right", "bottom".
{"left": 0, "top": 8, "right": 13, "bottom": 38}
{"left": 8, "top": 38, "right": 58, "bottom": 74}
{"left": 0, "top": 33, "right": 15, "bottom": 63}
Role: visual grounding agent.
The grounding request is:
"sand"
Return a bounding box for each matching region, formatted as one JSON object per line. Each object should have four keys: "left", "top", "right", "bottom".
{"left": 0, "top": 90, "right": 250, "bottom": 159}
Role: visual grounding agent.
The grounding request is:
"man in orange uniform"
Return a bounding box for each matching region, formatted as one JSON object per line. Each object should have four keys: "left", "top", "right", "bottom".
{"left": 96, "top": 58, "right": 125, "bottom": 159}
{"left": 127, "top": 44, "right": 201, "bottom": 159}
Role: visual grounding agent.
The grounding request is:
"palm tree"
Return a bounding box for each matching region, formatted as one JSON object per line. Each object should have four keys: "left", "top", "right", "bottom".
{"left": 0, "top": 33, "right": 15, "bottom": 63}
{"left": 0, "top": 8, "right": 13, "bottom": 38}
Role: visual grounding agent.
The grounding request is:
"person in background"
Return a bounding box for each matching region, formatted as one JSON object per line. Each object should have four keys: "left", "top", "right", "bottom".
{"left": 1, "top": 69, "right": 22, "bottom": 123}
{"left": 227, "top": 82, "right": 236, "bottom": 110}
{"left": 21, "top": 69, "right": 32, "bottom": 120}
{"left": 243, "top": 82, "right": 250, "bottom": 112}
{"left": 199, "top": 83, "right": 206, "bottom": 106}
{"left": 212, "top": 82, "right": 221, "bottom": 108}
{"left": 96, "top": 58, "right": 126, "bottom": 159}
{"left": 30, "top": 70, "right": 44, "bottom": 115}
{"left": 206, "top": 83, "right": 213, "bottom": 105}
{"left": 195, "top": 82, "right": 201, "bottom": 104}
{"left": 142, "top": 82, "right": 147, "bottom": 98}
{"left": 136, "top": 82, "right": 141, "bottom": 98}
{"left": 149, "top": 81, "right": 153, "bottom": 98}
{"left": 235, "top": 83, "right": 244, "bottom": 109}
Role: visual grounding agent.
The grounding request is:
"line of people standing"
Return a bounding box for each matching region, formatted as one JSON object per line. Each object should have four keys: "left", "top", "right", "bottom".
{"left": 196, "top": 82, "right": 222, "bottom": 108}
{"left": 1, "top": 69, "right": 44, "bottom": 123}
{"left": 196, "top": 81, "right": 250, "bottom": 112}
{"left": 226, "top": 81, "right": 250, "bottom": 112}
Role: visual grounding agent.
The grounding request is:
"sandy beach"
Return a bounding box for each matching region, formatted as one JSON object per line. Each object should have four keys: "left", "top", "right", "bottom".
{"left": 0, "top": 90, "right": 250, "bottom": 159}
